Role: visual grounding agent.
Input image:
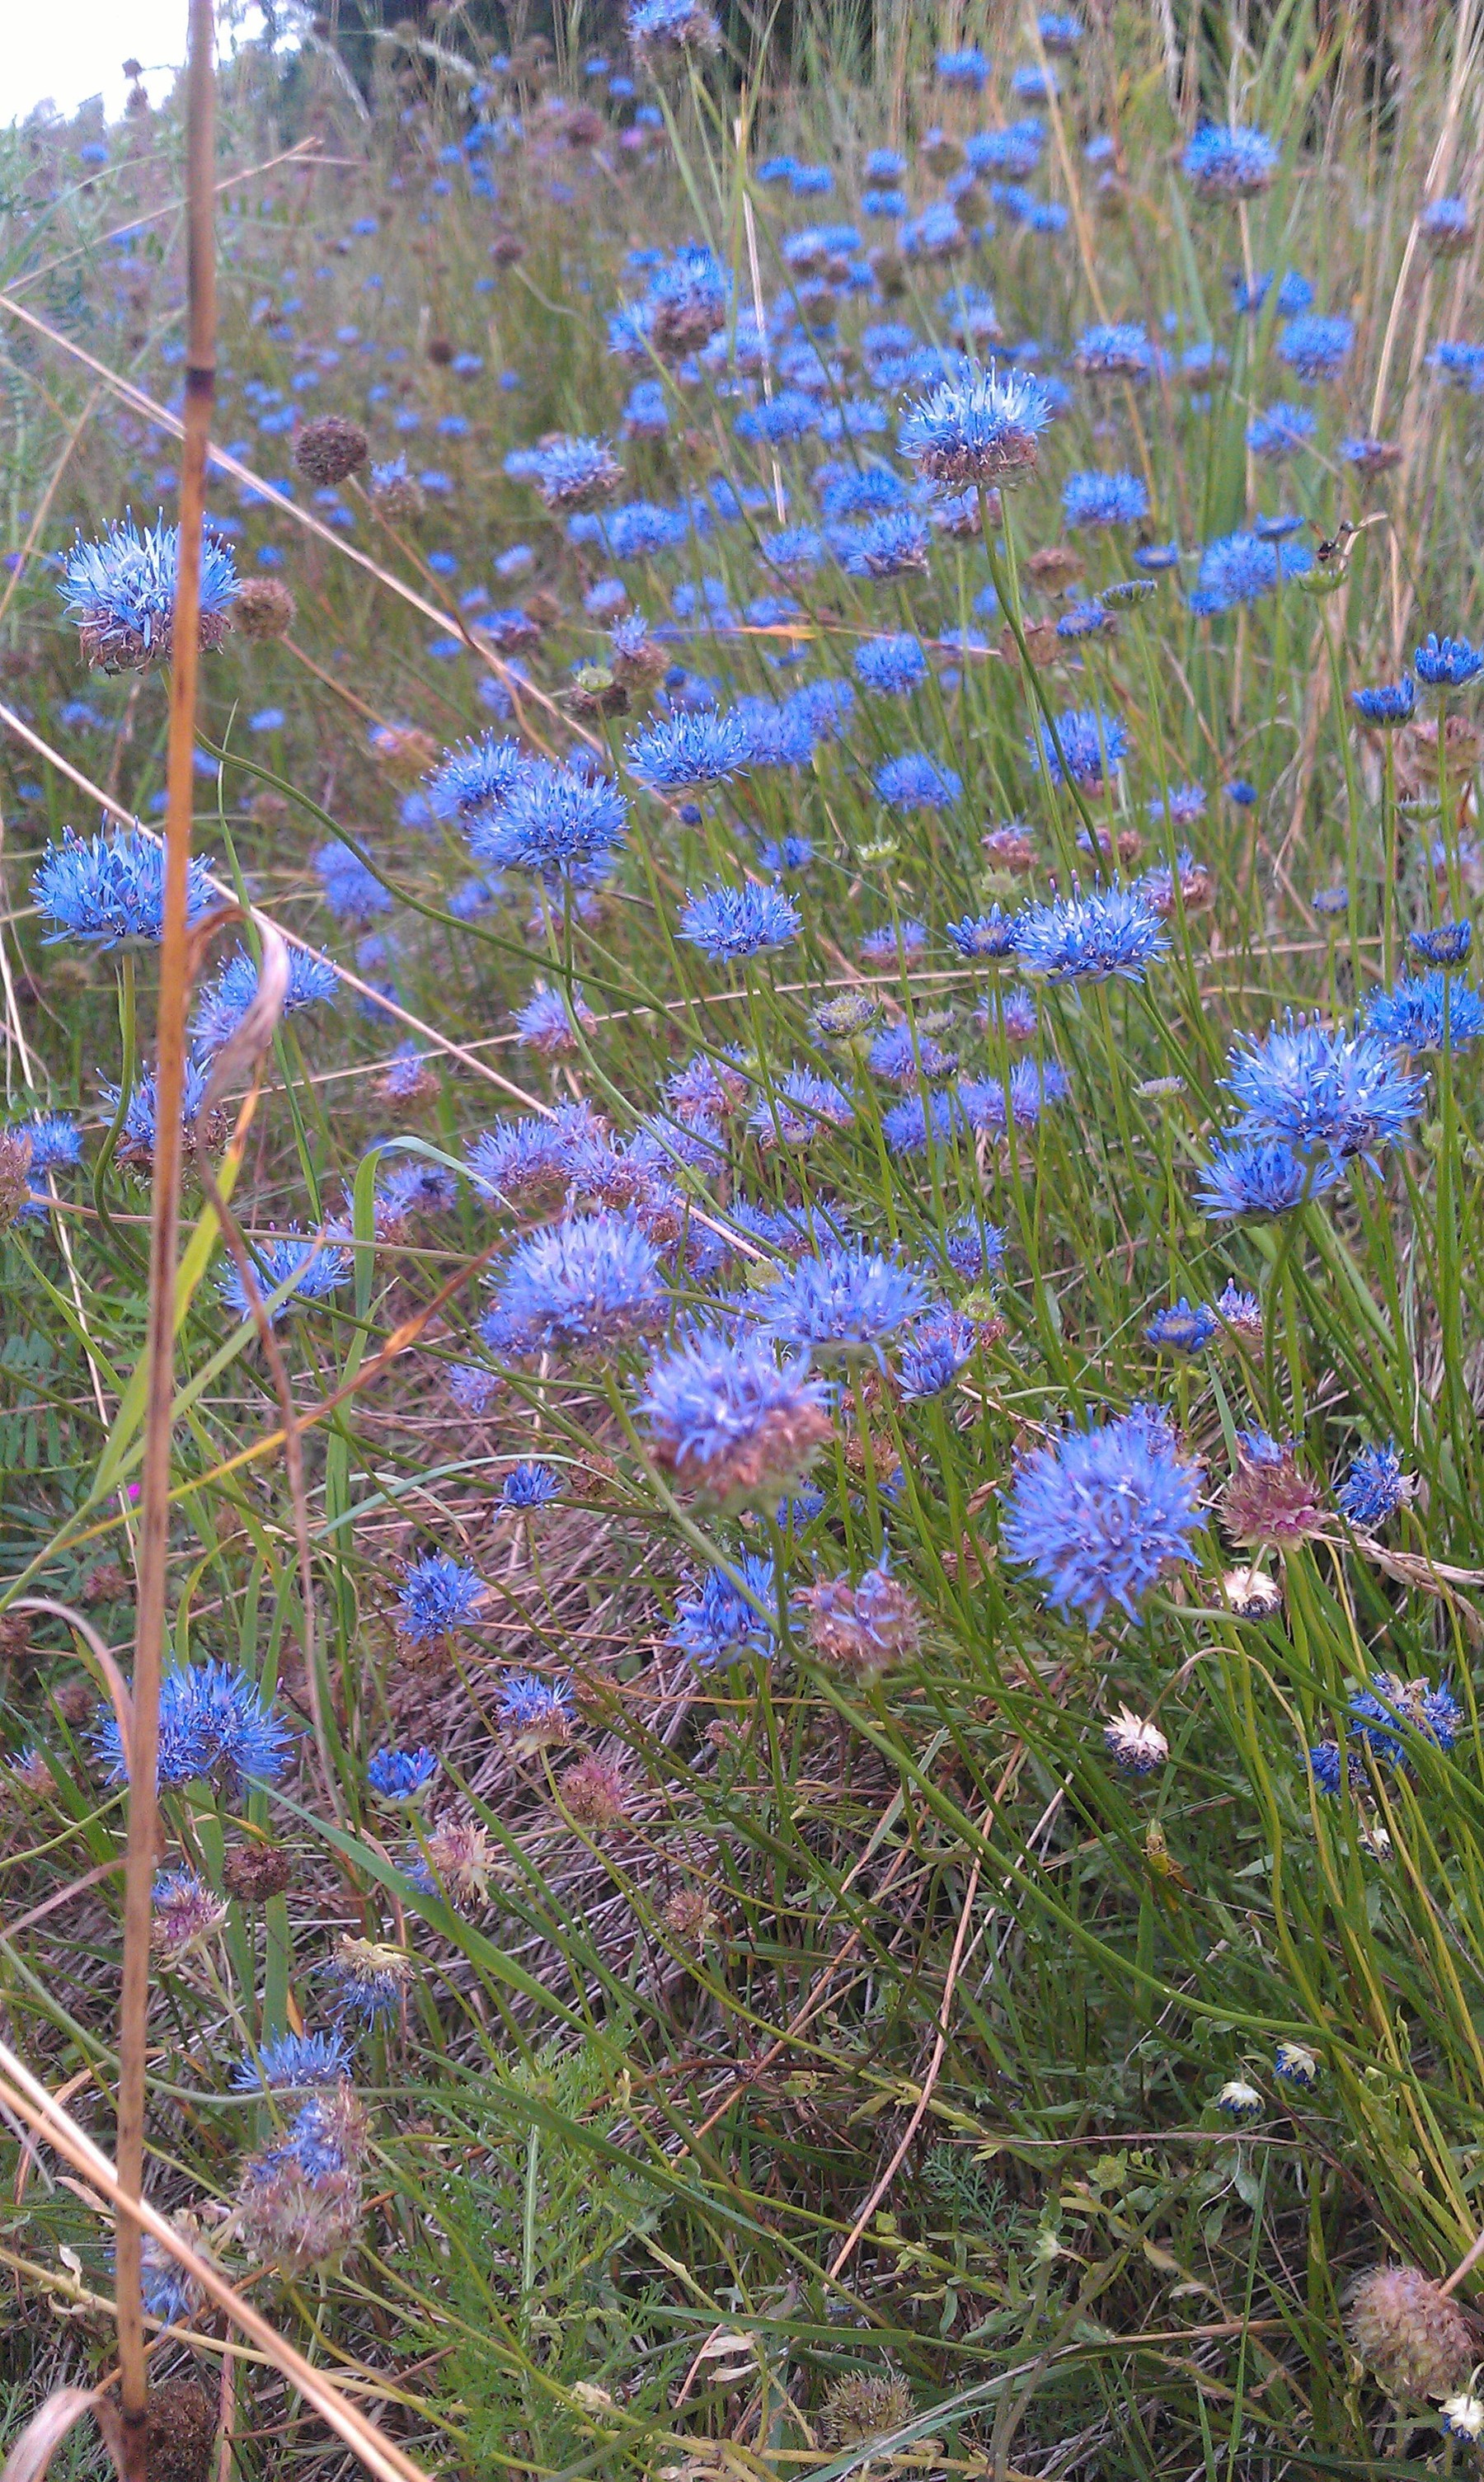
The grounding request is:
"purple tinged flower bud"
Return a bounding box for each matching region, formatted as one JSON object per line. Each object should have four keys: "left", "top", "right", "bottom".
{"left": 795, "top": 1559, "right": 922, "bottom": 1681}
{"left": 1345, "top": 2264, "right": 1472, "bottom": 2402}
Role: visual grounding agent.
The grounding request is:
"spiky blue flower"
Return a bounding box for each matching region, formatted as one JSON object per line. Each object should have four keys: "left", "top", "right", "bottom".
{"left": 899, "top": 364, "right": 1054, "bottom": 483}
{"left": 898, "top": 1304, "right": 981, "bottom": 1398}
{"left": 585, "top": 499, "right": 692, "bottom": 558}
{"left": 854, "top": 634, "right": 929, "bottom": 694}
{"left": 1003, "top": 1403, "right": 1203, "bottom": 1625}
{"left": 1181, "top": 121, "right": 1278, "bottom": 198}
{"left": 1026, "top": 707, "right": 1129, "bottom": 791}
{"left": 945, "top": 1214, "right": 1006, "bottom": 1281}
{"left": 468, "top": 761, "right": 627, "bottom": 886}
{"left": 679, "top": 881, "right": 801, "bottom": 960}
{"left": 625, "top": 709, "right": 754, "bottom": 788}
{"left": 232, "top": 2032, "right": 355, "bottom": 2094}
{"left": 1278, "top": 314, "right": 1354, "bottom": 380}
{"left": 366, "top": 1746, "right": 439, "bottom": 1801}
{"left": 830, "top": 511, "right": 931, "bottom": 576}
{"left": 219, "top": 1230, "right": 351, "bottom": 1323}
{"left": 867, "top": 1024, "right": 956, "bottom": 1085}
{"left": 1231, "top": 267, "right": 1313, "bottom": 316}
{"left": 640, "top": 1331, "right": 830, "bottom": 1500}
{"left": 1145, "top": 1298, "right": 1219, "bottom": 1354}
{"left": 1346, "top": 1671, "right": 1462, "bottom": 1767}
{"left": 1190, "top": 529, "right": 1313, "bottom": 613}
{"left": 1352, "top": 679, "right": 1416, "bottom": 726}
{"left": 486, "top": 1211, "right": 664, "bottom": 1354}
{"left": 397, "top": 1554, "right": 485, "bottom": 1643}
{"left": 424, "top": 733, "right": 528, "bottom": 824}
{"left": 1247, "top": 402, "right": 1316, "bottom": 458}
{"left": 524, "top": 435, "right": 623, "bottom": 511}
{"left": 1224, "top": 1013, "right": 1425, "bottom": 1163}
{"left": 1415, "top": 632, "right": 1484, "bottom": 689}
{"left": 946, "top": 907, "right": 1017, "bottom": 958}
{"left": 60, "top": 514, "right": 238, "bottom": 670}
{"left": 1062, "top": 470, "right": 1149, "bottom": 529}
{"left": 672, "top": 1554, "right": 779, "bottom": 1667}
{"left": 1013, "top": 882, "right": 1166, "bottom": 981}
{"left": 627, "top": 0, "right": 721, "bottom": 49}
{"left": 1368, "top": 973, "right": 1484, "bottom": 1050}
{"left": 936, "top": 44, "right": 990, "bottom": 83}
{"left": 1074, "top": 322, "right": 1154, "bottom": 378}
{"left": 97, "top": 1659, "right": 294, "bottom": 1791}
{"left": 1197, "top": 1139, "right": 1340, "bottom": 1219}
{"left": 32, "top": 826, "right": 217, "bottom": 947}
{"left": 496, "top": 1669, "right": 576, "bottom": 1742}
{"left": 316, "top": 844, "right": 392, "bottom": 922}
{"left": 1336, "top": 1441, "right": 1411, "bottom": 1527}
{"left": 12, "top": 1112, "right": 82, "bottom": 1171}
{"left": 1421, "top": 195, "right": 1473, "bottom": 247}
{"left": 192, "top": 943, "right": 340, "bottom": 1054}
{"left": 755, "top": 1246, "right": 928, "bottom": 1362}
{"left": 1411, "top": 919, "right": 1472, "bottom": 966}
{"left": 500, "top": 1460, "right": 561, "bottom": 1508}
{"left": 875, "top": 752, "right": 961, "bottom": 811}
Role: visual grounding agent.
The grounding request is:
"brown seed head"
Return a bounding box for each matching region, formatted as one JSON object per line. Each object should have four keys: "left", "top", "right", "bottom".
{"left": 1345, "top": 2263, "right": 1472, "bottom": 2401}
{"left": 293, "top": 414, "right": 369, "bottom": 488}
{"left": 223, "top": 1842, "right": 295, "bottom": 1902}
{"left": 233, "top": 576, "right": 297, "bottom": 642}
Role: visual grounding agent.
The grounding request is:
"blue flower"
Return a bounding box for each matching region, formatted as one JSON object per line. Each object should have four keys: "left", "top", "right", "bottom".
{"left": 1074, "top": 323, "right": 1154, "bottom": 378}
{"left": 1039, "top": 10, "right": 1082, "bottom": 45}
{"left": 1197, "top": 1138, "right": 1340, "bottom": 1219}
{"left": 672, "top": 1554, "right": 779, "bottom": 1667}
{"left": 1012, "top": 883, "right": 1166, "bottom": 981}
{"left": 232, "top": 2032, "right": 354, "bottom": 2093}
{"left": 946, "top": 908, "right": 1017, "bottom": 957}
{"left": 193, "top": 944, "right": 340, "bottom": 1054}
{"left": 424, "top": 732, "right": 527, "bottom": 823}
{"left": 468, "top": 761, "right": 627, "bottom": 886}
{"left": 1224, "top": 1013, "right": 1425, "bottom": 1163}
{"left": 1026, "top": 707, "right": 1129, "bottom": 791}
{"left": 945, "top": 1215, "right": 1007, "bottom": 1281}
{"left": 524, "top": 434, "right": 623, "bottom": 510}
{"left": 324, "top": 1938, "right": 411, "bottom": 2024}
{"left": 854, "top": 634, "right": 929, "bottom": 694}
{"left": 1181, "top": 121, "right": 1278, "bottom": 197}
{"left": 1415, "top": 632, "right": 1484, "bottom": 689}
{"left": 1145, "top": 1298, "right": 1219, "bottom": 1354}
{"left": 1062, "top": 470, "right": 1149, "bottom": 529}
{"left": 1247, "top": 402, "right": 1316, "bottom": 458}
{"left": 33, "top": 827, "right": 217, "bottom": 947}
{"left": 936, "top": 44, "right": 990, "bottom": 83}
{"left": 868, "top": 1024, "right": 956, "bottom": 1084}
{"left": 640, "top": 1332, "right": 831, "bottom": 1502}
{"left": 1367, "top": 973, "right": 1484, "bottom": 1050}
{"left": 219, "top": 1229, "right": 351, "bottom": 1323}
{"left": 898, "top": 1304, "right": 982, "bottom": 1398}
{"left": 1056, "top": 600, "right": 1114, "bottom": 642}
{"left": 625, "top": 710, "right": 754, "bottom": 788}
{"left": 12, "top": 1112, "right": 82, "bottom": 1172}
{"left": 1352, "top": 679, "right": 1416, "bottom": 726}
{"left": 486, "top": 1211, "right": 664, "bottom": 1354}
{"left": 316, "top": 844, "right": 392, "bottom": 922}
{"left": 899, "top": 364, "right": 1054, "bottom": 484}
{"left": 496, "top": 1669, "right": 576, "bottom": 1745}
{"left": 1411, "top": 919, "right": 1472, "bottom": 966}
{"left": 755, "top": 1246, "right": 929, "bottom": 1362}
{"left": 875, "top": 752, "right": 961, "bottom": 811}
{"left": 60, "top": 514, "right": 238, "bottom": 670}
{"left": 366, "top": 1746, "right": 439, "bottom": 1801}
{"left": 1278, "top": 314, "right": 1354, "bottom": 379}
{"left": 749, "top": 1068, "right": 854, "bottom": 1146}
{"left": 1190, "top": 529, "right": 1313, "bottom": 613}
{"left": 1421, "top": 195, "right": 1473, "bottom": 248}
{"left": 1336, "top": 1441, "right": 1411, "bottom": 1527}
{"left": 97, "top": 1659, "right": 294, "bottom": 1791}
{"left": 500, "top": 1460, "right": 561, "bottom": 1508}
{"left": 627, "top": 0, "right": 721, "bottom": 50}
{"left": 397, "top": 1554, "right": 485, "bottom": 1643}
{"left": 585, "top": 500, "right": 692, "bottom": 558}
{"left": 829, "top": 511, "right": 931, "bottom": 576}
{"left": 679, "top": 881, "right": 801, "bottom": 960}
{"left": 1231, "top": 267, "right": 1313, "bottom": 316}
{"left": 1003, "top": 1403, "right": 1203, "bottom": 1625}
{"left": 1346, "top": 1671, "right": 1461, "bottom": 1767}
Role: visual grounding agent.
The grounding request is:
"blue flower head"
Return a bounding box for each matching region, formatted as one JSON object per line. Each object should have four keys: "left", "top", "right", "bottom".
{"left": 1013, "top": 882, "right": 1166, "bottom": 982}
{"left": 641, "top": 1332, "right": 831, "bottom": 1503}
{"left": 1003, "top": 1404, "right": 1203, "bottom": 1625}
{"left": 946, "top": 908, "right": 1017, "bottom": 958}
{"left": 1346, "top": 1671, "right": 1462, "bottom": 1768}
{"left": 424, "top": 733, "right": 528, "bottom": 825}
{"left": 1075, "top": 323, "right": 1154, "bottom": 378}
{"left": 626, "top": 710, "right": 754, "bottom": 789}
{"left": 33, "top": 827, "right": 217, "bottom": 947}
{"left": 1353, "top": 679, "right": 1416, "bottom": 727}
{"left": 898, "top": 1304, "right": 982, "bottom": 1399}
{"left": 1182, "top": 122, "right": 1279, "bottom": 198}
{"left": 672, "top": 1554, "right": 779, "bottom": 1668}
{"left": 830, "top": 512, "right": 930, "bottom": 577}
{"left": 679, "top": 881, "right": 801, "bottom": 961}
{"left": 1198, "top": 1139, "right": 1340, "bottom": 1220}
{"left": 628, "top": 0, "right": 722, "bottom": 50}
{"left": 1279, "top": 314, "right": 1354, "bottom": 380}
{"left": 899, "top": 364, "right": 1054, "bottom": 484}
{"left": 486, "top": 1211, "right": 664, "bottom": 1356}
{"left": 1191, "top": 529, "right": 1313, "bottom": 613}
{"left": 854, "top": 634, "right": 929, "bottom": 695}
{"left": 756, "top": 1246, "right": 928, "bottom": 1363}
{"left": 219, "top": 1229, "right": 351, "bottom": 1323}
{"left": 193, "top": 944, "right": 339, "bottom": 1054}
{"left": 1224, "top": 1013, "right": 1425, "bottom": 1164}
{"left": 496, "top": 1669, "right": 576, "bottom": 1746}
{"left": 60, "top": 514, "right": 238, "bottom": 670}
{"left": 397, "top": 1554, "right": 485, "bottom": 1643}
{"left": 1336, "top": 1441, "right": 1411, "bottom": 1527}
{"left": 524, "top": 435, "right": 623, "bottom": 511}
{"left": 1026, "top": 707, "right": 1129, "bottom": 791}
{"left": 366, "top": 1745, "right": 439, "bottom": 1802}
{"left": 1247, "top": 402, "right": 1316, "bottom": 459}
{"left": 1415, "top": 633, "right": 1484, "bottom": 690}
{"left": 1062, "top": 470, "right": 1149, "bottom": 529}
{"left": 469, "top": 761, "right": 627, "bottom": 886}
{"left": 876, "top": 752, "right": 961, "bottom": 812}
{"left": 232, "top": 2031, "right": 354, "bottom": 2093}
{"left": 1145, "top": 1298, "right": 1219, "bottom": 1354}
{"left": 97, "top": 1659, "right": 294, "bottom": 1792}
{"left": 500, "top": 1460, "right": 561, "bottom": 1508}
{"left": 1411, "top": 919, "right": 1472, "bottom": 966}
{"left": 1368, "top": 973, "right": 1484, "bottom": 1051}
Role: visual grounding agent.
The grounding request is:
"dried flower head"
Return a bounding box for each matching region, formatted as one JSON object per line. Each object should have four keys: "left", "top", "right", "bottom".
{"left": 1223, "top": 1564, "right": 1282, "bottom": 1617}
{"left": 819, "top": 2370, "right": 914, "bottom": 2448}
{"left": 795, "top": 1558, "right": 921, "bottom": 1681}
{"left": 232, "top": 576, "right": 298, "bottom": 642}
{"left": 293, "top": 414, "right": 369, "bottom": 488}
{"left": 558, "top": 1751, "right": 630, "bottom": 1829}
{"left": 409, "top": 1818, "right": 494, "bottom": 1909}
{"left": 1103, "top": 1706, "right": 1168, "bottom": 1771}
{"left": 1345, "top": 2264, "right": 1472, "bottom": 2401}
{"left": 1222, "top": 1432, "right": 1327, "bottom": 1545}
{"left": 152, "top": 1867, "right": 230, "bottom": 1962}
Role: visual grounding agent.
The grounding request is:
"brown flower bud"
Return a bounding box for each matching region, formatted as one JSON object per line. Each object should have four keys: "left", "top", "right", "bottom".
{"left": 292, "top": 415, "right": 369, "bottom": 488}
{"left": 223, "top": 1842, "right": 295, "bottom": 1902}
{"left": 1346, "top": 2263, "right": 1472, "bottom": 2401}
{"left": 232, "top": 576, "right": 297, "bottom": 642}
{"left": 425, "top": 336, "right": 455, "bottom": 367}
